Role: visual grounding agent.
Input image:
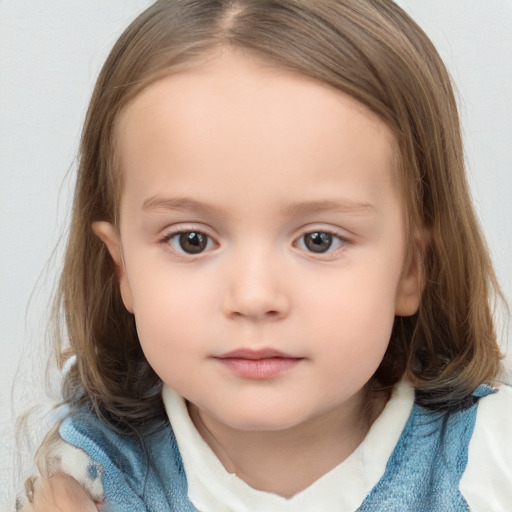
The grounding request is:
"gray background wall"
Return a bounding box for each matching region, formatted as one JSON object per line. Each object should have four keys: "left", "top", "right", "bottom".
{"left": 1, "top": 1, "right": 510, "bottom": 507}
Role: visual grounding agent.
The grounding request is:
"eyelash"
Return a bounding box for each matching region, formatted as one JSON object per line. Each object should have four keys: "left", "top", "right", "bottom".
{"left": 159, "top": 228, "right": 349, "bottom": 257}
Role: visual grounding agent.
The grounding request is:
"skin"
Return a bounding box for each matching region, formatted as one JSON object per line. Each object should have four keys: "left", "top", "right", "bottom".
{"left": 33, "top": 49, "right": 422, "bottom": 506}
{"left": 19, "top": 474, "right": 98, "bottom": 512}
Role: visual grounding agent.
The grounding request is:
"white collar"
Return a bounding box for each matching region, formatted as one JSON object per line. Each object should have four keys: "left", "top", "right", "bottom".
{"left": 162, "top": 382, "right": 414, "bottom": 512}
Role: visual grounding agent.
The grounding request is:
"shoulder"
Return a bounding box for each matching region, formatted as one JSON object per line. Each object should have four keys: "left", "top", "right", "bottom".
{"left": 32, "top": 414, "right": 106, "bottom": 503}
{"left": 57, "top": 408, "right": 151, "bottom": 499}
{"left": 60, "top": 409, "right": 148, "bottom": 477}
{"left": 59, "top": 407, "right": 182, "bottom": 476}
{"left": 361, "top": 383, "right": 506, "bottom": 511}
{"left": 460, "top": 383, "right": 512, "bottom": 512}
{"left": 57, "top": 407, "right": 189, "bottom": 509}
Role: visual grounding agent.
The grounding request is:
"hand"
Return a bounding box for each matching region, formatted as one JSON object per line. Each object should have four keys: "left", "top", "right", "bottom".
{"left": 17, "top": 474, "right": 101, "bottom": 512}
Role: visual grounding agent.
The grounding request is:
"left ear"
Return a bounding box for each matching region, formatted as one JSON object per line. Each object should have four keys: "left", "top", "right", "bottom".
{"left": 395, "top": 229, "right": 428, "bottom": 317}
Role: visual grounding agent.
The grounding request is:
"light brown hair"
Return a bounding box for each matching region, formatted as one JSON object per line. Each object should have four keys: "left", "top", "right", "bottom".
{"left": 55, "top": 0, "right": 504, "bottom": 432}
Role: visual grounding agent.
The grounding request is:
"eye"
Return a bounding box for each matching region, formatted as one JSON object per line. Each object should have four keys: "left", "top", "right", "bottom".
{"left": 166, "top": 231, "right": 215, "bottom": 255}
{"left": 297, "top": 231, "right": 345, "bottom": 254}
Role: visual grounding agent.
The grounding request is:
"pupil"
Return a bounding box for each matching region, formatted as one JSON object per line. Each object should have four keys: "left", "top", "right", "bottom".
{"left": 305, "top": 232, "right": 332, "bottom": 253}
{"left": 179, "top": 232, "right": 207, "bottom": 254}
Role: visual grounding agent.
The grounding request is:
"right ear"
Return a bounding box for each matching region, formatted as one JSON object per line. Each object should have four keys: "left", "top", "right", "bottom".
{"left": 92, "top": 221, "right": 134, "bottom": 313}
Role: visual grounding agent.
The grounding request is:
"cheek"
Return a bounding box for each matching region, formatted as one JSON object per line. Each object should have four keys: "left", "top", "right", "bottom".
{"left": 133, "top": 298, "right": 201, "bottom": 391}
{"left": 308, "top": 260, "right": 400, "bottom": 323}
{"left": 308, "top": 298, "right": 394, "bottom": 388}
{"left": 128, "top": 258, "right": 214, "bottom": 317}
{"left": 302, "top": 261, "right": 400, "bottom": 361}
{"left": 126, "top": 265, "right": 216, "bottom": 366}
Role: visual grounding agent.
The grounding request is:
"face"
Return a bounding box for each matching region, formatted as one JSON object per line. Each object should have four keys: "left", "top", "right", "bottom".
{"left": 95, "top": 50, "right": 421, "bottom": 433}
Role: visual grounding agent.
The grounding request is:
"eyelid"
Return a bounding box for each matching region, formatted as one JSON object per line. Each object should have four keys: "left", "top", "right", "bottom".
{"left": 159, "top": 222, "right": 208, "bottom": 238}
{"left": 294, "top": 224, "right": 351, "bottom": 242}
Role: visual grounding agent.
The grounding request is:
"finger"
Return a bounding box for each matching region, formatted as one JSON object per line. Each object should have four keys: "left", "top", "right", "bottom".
{"left": 15, "top": 496, "right": 34, "bottom": 512}
{"left": 14, "top": 476, "right": 37, "bottom": 512}
{"left": 25, "top": 475, "right": 37, "bottom": 504}
{"left": 32, "top": 474, "right": 99, "bottom": 512}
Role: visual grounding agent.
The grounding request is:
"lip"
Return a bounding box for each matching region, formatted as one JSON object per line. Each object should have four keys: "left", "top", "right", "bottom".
{"left": 214, "top": 348, "right": 303, "bottom": 379}
{"left": 216, "top": 348, "right": 296, "bottom": 360}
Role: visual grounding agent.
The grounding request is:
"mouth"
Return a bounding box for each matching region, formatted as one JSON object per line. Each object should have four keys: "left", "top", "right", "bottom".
{"left": 214, "top": 348, "right": 303, "bottom": 379}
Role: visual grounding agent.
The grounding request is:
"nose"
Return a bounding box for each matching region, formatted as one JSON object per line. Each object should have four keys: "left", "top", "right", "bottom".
{"left": 222, "top": 248, "right": 290, "bottom": 322}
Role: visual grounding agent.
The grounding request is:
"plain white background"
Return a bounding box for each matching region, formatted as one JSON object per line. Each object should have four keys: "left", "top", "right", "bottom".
{"left": 0, "top": 1, "right": 510, "bottom": 506}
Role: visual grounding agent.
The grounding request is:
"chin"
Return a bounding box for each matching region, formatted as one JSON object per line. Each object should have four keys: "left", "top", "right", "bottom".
{"left": 219, "top": 409, "right": 309, "bottom": 432}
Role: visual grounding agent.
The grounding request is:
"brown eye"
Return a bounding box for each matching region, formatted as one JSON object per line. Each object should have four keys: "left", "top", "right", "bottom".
{"left": 176, "top": 232, "right": 209, "bottom": 254}
{"left": 303, "top": 232, "right": 334, "bottom": 253}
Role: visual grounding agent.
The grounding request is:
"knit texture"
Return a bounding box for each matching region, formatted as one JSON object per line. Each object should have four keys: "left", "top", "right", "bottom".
{"left": 359, "top": 392, "right": 489, "bottom": 511}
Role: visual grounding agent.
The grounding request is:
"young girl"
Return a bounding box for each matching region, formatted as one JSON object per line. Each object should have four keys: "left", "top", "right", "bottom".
{"left": 18, "top": 0, "right": 511, "bottom": 510}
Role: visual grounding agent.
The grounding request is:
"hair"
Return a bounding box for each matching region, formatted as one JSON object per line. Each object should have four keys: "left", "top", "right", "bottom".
{"left": 54, "top": 0, "right": 504, "bottom": 433}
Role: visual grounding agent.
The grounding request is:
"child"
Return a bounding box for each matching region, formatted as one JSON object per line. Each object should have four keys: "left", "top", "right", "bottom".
{"left": 17, "top": 0, "right": 511, "bottom": 510}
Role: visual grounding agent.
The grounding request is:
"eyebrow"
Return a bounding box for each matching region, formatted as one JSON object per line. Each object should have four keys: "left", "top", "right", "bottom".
{"left": 280, "top": 199, "right": 375, "bottom": 217}
{"left": 141, "top": 195, "right": 374, "bottom": 217}
{"left": 142, "top": 196, "right": 226, "bottom": 216}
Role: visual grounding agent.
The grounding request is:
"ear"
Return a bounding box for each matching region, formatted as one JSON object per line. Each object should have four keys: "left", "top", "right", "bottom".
{"left": 92, "top": 221, "right": 134, "bottom": 313}
{"left": 394, "top": 229, "right": 428, "bottom": 317}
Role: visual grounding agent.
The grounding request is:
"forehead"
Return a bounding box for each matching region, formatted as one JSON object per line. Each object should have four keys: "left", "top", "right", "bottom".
{"left": 114, "top": 50, "right": 400, "bottom": 215}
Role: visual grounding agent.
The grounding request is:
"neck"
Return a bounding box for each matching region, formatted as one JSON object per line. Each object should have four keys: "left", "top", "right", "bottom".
{"left": 188, "top": 389, "right": 388, "bottom": 498}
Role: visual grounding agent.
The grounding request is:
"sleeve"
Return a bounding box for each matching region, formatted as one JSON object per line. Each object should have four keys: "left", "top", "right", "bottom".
{"left": 15, "top": 421, "right": 105, "bottom": 511}
{"left": 57, "top": 411, "right": 151, "bottom": 511}
{"left": 459, "top": 383, "right": 512, "bottom": 512}
{"left": 35, "top": 422, "right": 105, "bottom": 502}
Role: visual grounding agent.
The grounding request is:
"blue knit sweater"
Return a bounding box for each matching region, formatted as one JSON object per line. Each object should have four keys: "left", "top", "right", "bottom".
{"left": 59, "top": 386, "right": 494, "bottom": 511}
